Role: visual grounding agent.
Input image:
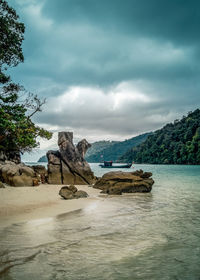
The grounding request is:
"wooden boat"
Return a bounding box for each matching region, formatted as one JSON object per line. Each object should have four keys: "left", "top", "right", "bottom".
{"left": 99, "top": 161, "right": 132, "bottom": 168}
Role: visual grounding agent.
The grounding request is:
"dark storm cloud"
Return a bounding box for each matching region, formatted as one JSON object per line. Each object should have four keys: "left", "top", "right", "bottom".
{"left": 7, "top": 0, "right": 200, "bottom": 149}
{"left": 9, "top": 0, "right": 200, "bottom": 90}
{"left": 42, "top": 0, "right": 200, "bottom": 45}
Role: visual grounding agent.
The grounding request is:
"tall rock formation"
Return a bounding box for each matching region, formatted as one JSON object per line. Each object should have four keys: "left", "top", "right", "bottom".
{"left": 47, "top": 132, "right": 95, "bottom": 185}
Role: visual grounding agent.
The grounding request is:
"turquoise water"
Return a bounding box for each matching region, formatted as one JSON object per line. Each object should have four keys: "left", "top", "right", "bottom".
{"left": 0, "top": 164, "right": 200, "bottom": 280}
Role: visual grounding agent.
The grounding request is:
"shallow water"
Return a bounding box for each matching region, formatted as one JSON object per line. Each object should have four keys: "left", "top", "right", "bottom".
{"left": 0, "top": 164, "right": 200, "bottom": 280}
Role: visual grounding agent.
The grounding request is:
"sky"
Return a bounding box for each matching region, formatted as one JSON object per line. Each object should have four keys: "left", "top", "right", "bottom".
{"left": 8, "top": 0, "right": 200, "bottom": 161}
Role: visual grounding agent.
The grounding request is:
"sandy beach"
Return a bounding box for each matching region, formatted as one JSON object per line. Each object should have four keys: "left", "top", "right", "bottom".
{"left": 0, "top": 184, "right": 102, "bottom": 226}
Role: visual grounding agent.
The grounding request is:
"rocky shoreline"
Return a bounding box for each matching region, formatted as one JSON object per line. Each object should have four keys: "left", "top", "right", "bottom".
{"left": 0, "top": 161, "right": 47, "bottom": 187}
{"left": 0, "top": 131, "right": 154, "bottom": 222}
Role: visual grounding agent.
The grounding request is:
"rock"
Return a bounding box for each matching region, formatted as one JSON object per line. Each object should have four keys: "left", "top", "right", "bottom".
{"left": 59, "top": 185, "right": 88, "bottom": 200}
{"left": 59, "top": 186, "right": 74, "bottom": 199}
{"left": 140, "top": 172, "right": 152, "bottom": 179}
{"left": 93, "top": 170, "right": 154, "bottom": 195}
{"left": 76, "top": 139, "right": 91, "bottom": 158}
{"left": 30, "top": 165, "right": 48, "bottom": 184}
{"left": 74, "top": 190, "right": 88, "bottom": 198}
{"left": 0, "top": 163, "right": 20, "bottom": 185}
{"left": 61, "top": 161, "right": 77, "bottom": 184}
{"left": 1, "top": 164, "right": 20, "bottom": 183}
{"left": 47, "top": 151, "right": 61, "bottom": 165}
{"left": 47, "top": 163, "right": 62, "bottom": 184}
{"left": 19, "top": 166, "right": 35, "bottom": 177}
{"left": 47, "top": 132, "right": 96, "bottom": 185}
{"left": 11, "top": 175, "right": 33, "bottom": 187}
{"left": 67, "top": 185, "right": 78, "bottom": 193}
{"left": 0, "top": 181, "right": 5, "bottom": 188}
{"left": 59, "top": 185, "right": 77, "bottom": 199}
{"left": 0, "top": 150, "right": 21, "bottom": 164}
{"left": 31, "top": 165, "right": 46, "bottom": 174}
{"left": 0, "top": 162, "right": 39, "bottom": 187}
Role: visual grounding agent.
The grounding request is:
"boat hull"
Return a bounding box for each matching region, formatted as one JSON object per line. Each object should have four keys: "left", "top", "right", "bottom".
{"left": 99, "top": 164, "right": 132, "bottom": 168}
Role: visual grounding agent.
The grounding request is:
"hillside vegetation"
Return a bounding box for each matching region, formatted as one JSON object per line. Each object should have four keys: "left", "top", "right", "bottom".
{"left": 85, "top": 140, "right": 118, "bottom": 158}
{"left": 85, "top": 133, "right": 151, "bottom": 162}
{"left": 120, "top": 109, "right": 200, "bottom": 164}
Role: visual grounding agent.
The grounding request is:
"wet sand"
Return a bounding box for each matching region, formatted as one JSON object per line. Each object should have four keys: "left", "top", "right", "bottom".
{"left": 0, "top": 184, "right": 101, "bottom": 226}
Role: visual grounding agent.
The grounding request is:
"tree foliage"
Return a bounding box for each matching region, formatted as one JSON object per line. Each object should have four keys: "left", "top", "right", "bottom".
{"left": 120, "top": 109, "right": 200, "bottom": 165}
{"left": 85, "top": 133, "right": 151, "bottom": 163}
{"left": 0, "top": 0, "right": 52, "bottom": 158}
{"left": 0, "top": 0, "right": 24, "bottom": 84}
{"left": 0, "top": 85, "right": 52, "bottom": 153}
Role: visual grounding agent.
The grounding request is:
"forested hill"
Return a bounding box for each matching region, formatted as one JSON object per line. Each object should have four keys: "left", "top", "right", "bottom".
{"left": 85, "top": 133, "right": 151, "bottom": 162}
{"left": 85, "top": 140, "right": 118, "bottom": 158}
{"left": 120, "top": 109, "right": 200, "bottom": 164}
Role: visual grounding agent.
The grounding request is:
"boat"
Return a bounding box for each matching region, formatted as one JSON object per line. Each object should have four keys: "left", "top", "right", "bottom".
{"left": 99, "top": 161, "right": 132, "bottom": 168}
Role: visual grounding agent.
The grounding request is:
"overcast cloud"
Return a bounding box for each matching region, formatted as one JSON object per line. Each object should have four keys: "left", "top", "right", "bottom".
{"left": 7, "top": 0, "right": 200, "bottom": 159}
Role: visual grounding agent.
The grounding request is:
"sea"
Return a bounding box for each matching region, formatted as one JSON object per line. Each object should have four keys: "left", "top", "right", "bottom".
{"left": 0, "top": 163, "right": 200, "bottom": 280}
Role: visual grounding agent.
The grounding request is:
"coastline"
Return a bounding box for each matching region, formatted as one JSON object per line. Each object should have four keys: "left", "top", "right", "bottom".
{"left": 0, "top": 184, "right": 102, "bottom": 227}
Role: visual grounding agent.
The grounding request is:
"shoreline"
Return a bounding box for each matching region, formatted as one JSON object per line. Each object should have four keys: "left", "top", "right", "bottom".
{"left": 0, "top": 184, "right": 102, "bottom": 227}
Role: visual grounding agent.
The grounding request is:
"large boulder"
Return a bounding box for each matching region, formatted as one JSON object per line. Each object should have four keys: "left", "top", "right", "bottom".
{"left": 47, "top": 132, "right": 95, "bottom": 185}
{"left": 59, "top": 185, "right": 88, "bottom": 200}
{"left": 93, "top": 169, "right": 154, "bottom": 195}
{"left": 0, "top": 162, "right": 39, "bottom": 187}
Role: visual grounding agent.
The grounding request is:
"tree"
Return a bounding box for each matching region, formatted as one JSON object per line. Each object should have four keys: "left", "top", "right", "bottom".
{"left": 0, "top": 0, "right": 24, "bottom": 83}
{"left": 0, "top": 0, "right": 52, "bottom": 162}
{"left": 119, "top": 109, "right": 200, "bottom": 164}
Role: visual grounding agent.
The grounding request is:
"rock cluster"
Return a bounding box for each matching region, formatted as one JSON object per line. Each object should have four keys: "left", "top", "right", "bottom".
{"left": 59, "top": 185, "right": 88, "bottom": 200}
{"left": 47, "top": 132, "right": 95, "bottom": 185}
{"left": 29, "top": 165, "right": 48, "bottom": 184}
{"left": 0, "top": 162, "right": 47, "bottom": 187}
{"left": 93, "top": 169, "right": 154, "bottom": 195}
{"left": 0, "top": 151, "right": 21, "bottom": 164}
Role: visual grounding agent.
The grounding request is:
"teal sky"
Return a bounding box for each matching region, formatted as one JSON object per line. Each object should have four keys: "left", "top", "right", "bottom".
{"left": 7, "top": 0, "right": 200, "bottom": 159}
